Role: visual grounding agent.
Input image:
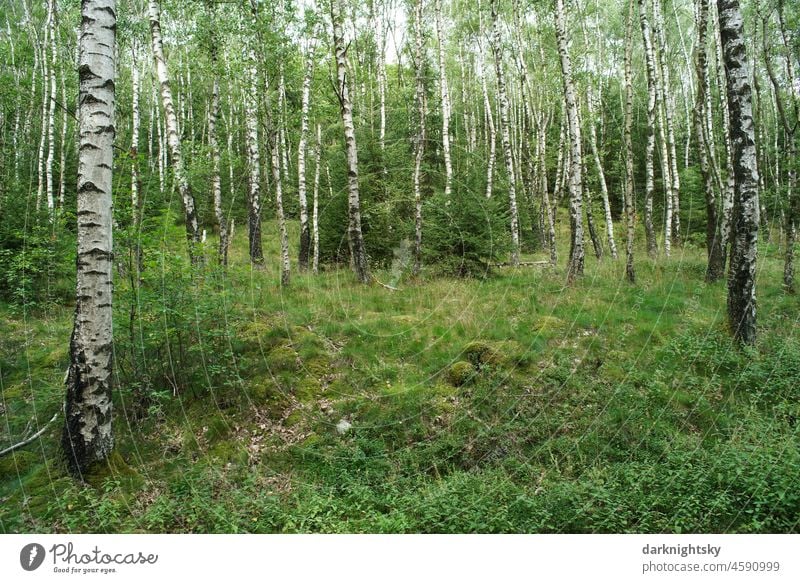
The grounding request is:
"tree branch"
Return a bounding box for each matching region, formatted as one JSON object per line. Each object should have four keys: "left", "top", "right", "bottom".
{"left": 0, "top": 412, "right": 59, "bottom": 459}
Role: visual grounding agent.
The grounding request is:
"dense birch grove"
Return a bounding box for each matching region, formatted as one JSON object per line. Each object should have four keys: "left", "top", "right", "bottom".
{"left": 0, "top": 0, "right": 797, "bottom": 477}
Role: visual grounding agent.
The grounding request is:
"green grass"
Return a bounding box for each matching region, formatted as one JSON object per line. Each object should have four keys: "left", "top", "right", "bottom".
{"left": 1, "top": 218, "right": 799, "bottom": 533}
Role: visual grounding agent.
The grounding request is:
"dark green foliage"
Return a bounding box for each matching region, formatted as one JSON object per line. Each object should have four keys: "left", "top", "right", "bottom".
{"left": 0, "top": 202, "right": 75, "bottom": 309}
{"left": 422, "top": 189, "right": 511, "bottom": 277}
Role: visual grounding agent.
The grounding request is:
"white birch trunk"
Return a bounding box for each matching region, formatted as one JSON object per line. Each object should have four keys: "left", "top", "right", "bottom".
{"left": 434, "top": 0, "right": 453, "bottom": 199}
{"left": 718, "top": 0, "right": 759, "bottom": 344}
{"left": 148, "top": 0, "right": 200, "bottom": 253}
{"left": 63, "top": 0, "right": 116, "bottom": 476}
{"left": 312, "top": 124, "right": 322, "bottom": 274}
{"left": 490, "top": 0, "right": 520, "bottom": 267}
{"left": 332, "top": 0, "right": 370, "bottom": 283}
{"left": 555, "top": 0, "right": 585, "bottom": 281}
{"left": 297, "top": 38, "right": 317, "bottom": 271}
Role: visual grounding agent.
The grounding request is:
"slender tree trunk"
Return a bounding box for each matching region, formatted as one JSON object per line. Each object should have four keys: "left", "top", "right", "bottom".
{"left": 131, "top": 41, "right": 142, "bottom": 229}
{"left": 555, "top": 0, "right": 585, "bottom": 282}
{"left": 332, "top": 0, "right": 370, "bottom": 283}
{"left": 36, "top": 2, "right": 51, "bottom": 213}
{"left": 412, "top": 0, "right": 427, "bottom": 276}
{"left": 695, "top": 0, "right": 725, "bottom": 282}
{"left": 244, "top": 49, "right": 264, "bottom": 266}
{"left": 58, "top": 58, "right": 68, "bottom": 211}
{"left": 63, "top": 0, "right": 116, "bottom": 477}
{"left": 587, "top": 86, "right": 618, "bottom": 259}
{"left": 271, "top": 127, "right": 291, "bottom": 287}
{"left": 298, "top": 38, "right": 317, "bottom": 272}
{"left": 713, "top": 3, "right": 735, "bottom": 269}
{"left": 490, "top": 0, "right": 521, "bottom": 267}
{"left": 624, "top": 0, "right": 636, "bottom": 283}
{"left": 148, "top": 0, "right": 200, "bottom": 256}
{"left": 45, "top": 0, "right": 57, "bottom": 216}
{"left": 434, "top": 0, "right": 453, "bottom": 199}
{"left": 207, "top": 23, "right": 227, "bottom": 267}
{"left": 762, "top": 1, "right": 798, "bottom": 291}
{"left": 718, "top": 0, "right": 759, "bottom": 344}
{"left": 312, "top": 124, "right": 322, "bottom": 274}
{"left": 479, "top": 57, "right": 497, "bottom": 200}
{"left": 653, "top": 0, "right": 681, "bottom": 245}
{"left": 638, "top": 0, "right": 658, "bottom": 258}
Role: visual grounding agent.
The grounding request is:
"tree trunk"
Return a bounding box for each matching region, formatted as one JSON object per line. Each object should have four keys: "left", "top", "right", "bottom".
{"left": 36, "top": 1, "right": 51, "bottom": 214}
{"left": 652, "top": 0, "right": 681, "bottom": 246}
{"left": 148, "top": 0, "right": 201, "bottom": 256}
{"left": 587, "top": 85, "right": 618, "bottom": 259}
{"left": 207, "top": 21, "right": 227, "bottom": 268}
{"left": 434, "top": 0, "right": 453, "bottom": 199}
{"left": 624, "top": 0, "right": 636, "bottom": 283}
{"left": 638, "top": 0, "right": 659, "bottom": 260}
{"left": 312, "top": 124, "right": 322, "bottom": 274}
{"left": 718, "top": 0, "right": 759, "bottom": 345}
{"left": 58, "top": 58, "right": 68, "bottom": 211}
{"left": 63, "top": 0, "right": 116, "bottom": 477}
{"left": 297, "top": 38, "right": 317, "bottom": 272}
{"left": 412, "top": 0, "right": 427, "bottom": 277}
{"left": 695, "top": 0, "right": 725, "bottom": 282}
{"left": 491, "top": 0, "right": 521, "bottom": 267}
{"left": 761, "top": 0, "right": 798, "bottom": 291}
{"left": 713, "top": 3, "right": 735, "bottom": 270}
{"left": 271, "top": 126, "right": 291, "bottom": 287}
{"left": 332, "top": 0, "right": 370, "bottom": 284}
{"left": 555, "top": 0, "right": 585, "bottom": 282}
{"left": 45, "top": 0, "right": 57, "bottom": 216}
{"left": 244, "top": 49, "right": 264, "bottom": 266}
{"left": 131, "top": 41, "right": 142, "bottom": 230}
{"left": 479, "top": 56, "right": 496, "bottom": 200}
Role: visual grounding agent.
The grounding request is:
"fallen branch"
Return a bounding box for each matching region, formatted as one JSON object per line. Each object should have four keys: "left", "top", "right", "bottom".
{"left": 371, "top": 275, "right": 401, "bottom": 291}
{"left": 494, "top": 260, "right": 551, "bottom": 268}
{"left": 0, "top": 412, "right": 59, "bottom": 459}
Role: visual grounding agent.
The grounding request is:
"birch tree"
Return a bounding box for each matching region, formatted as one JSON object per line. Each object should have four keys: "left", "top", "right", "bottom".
{"left": 207, "top": 4, "right": 227, "bottom": 267}
{"left": 624, "top": 0, "right": 636, "bottom": 282}
{"left": 332, "top": 0, "right": 370, "bottom": 284}
{"left": 149, "top": 0, "right": 201, "bottom": 257}
{"left": 638, "top": 0, "right": 658, "bottom": 258}
{"left": 490, "top": 0, "right": 521, "bottom": 267}
{"left": 244, "top": 47, "right": 264, "bottom": 266}
{"left": 695, "top": 0, "right": 725, "bottom": 282}
{"left": 297, "top": 35, "right": 317, "bottom": 272}
{"left": 63, "top": 0, "right": 116, "bottom": 476}
{"left": 412, "top": 0, "right": 427, "bottom": 276}
{"left": 434, "top": 0, "right": 453, "bottom": 199}
{"left": 555, "top": 0, "right": 585, "bottom": 282}
{"left": 719, "top": 0, "right": 759, "bottom": 344}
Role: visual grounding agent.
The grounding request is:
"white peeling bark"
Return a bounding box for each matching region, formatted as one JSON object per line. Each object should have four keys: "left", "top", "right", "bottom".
{"left": 555, "top": 0, "right": 585, "bottom": 282}
{"left": 434, "top": 0, "right": 453, "bottom": 199}
{"left": 638, "top": 0, "right": 658, "bottom": 258}
{"left": 148, "top": 0, "right": 200, "bottom": 255}
{"left": 332, "top": 0, "right": 370, "bottom": 284}
{"left": 718, "top": 0, "right": 759, "bottom": 345}
{"left": 244, "top": 49, "right": 264, "bottom": 266}
{"left": 63, "top": 0, "right": 116, "bottom": 476}
{"left": 297, "top": 38, "right": 317, "bottom": 272}
{"left": 45, "top": 0, "right": 57, "bottom": 216}
{"left": 624, "top": 0, "right": 636, "bottom": 283}
{"left": 312, "top": 123, "right": 322, "bottom": 274}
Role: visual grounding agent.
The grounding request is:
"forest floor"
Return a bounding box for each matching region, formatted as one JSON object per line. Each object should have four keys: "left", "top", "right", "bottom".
{"left": 1, "top": 220, "right": 799, "bottom": 533}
